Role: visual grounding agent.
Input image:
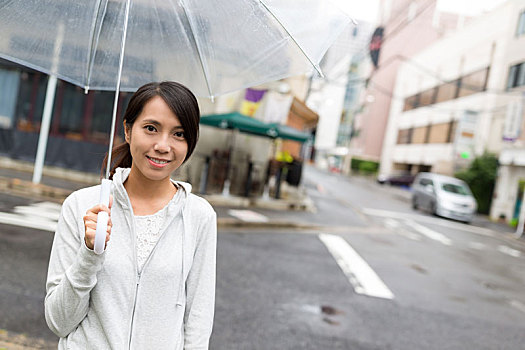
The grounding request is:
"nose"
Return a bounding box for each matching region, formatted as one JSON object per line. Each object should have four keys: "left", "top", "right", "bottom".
{"left": 154, "top": 134, "right": 171, "bottom": 153}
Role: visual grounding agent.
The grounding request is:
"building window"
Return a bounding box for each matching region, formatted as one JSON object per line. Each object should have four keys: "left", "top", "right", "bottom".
{"left": 507, "top": 62, "right": 525, "bottom": 89}
{"left": 402, "top": 67, "right": 489, "bottom": 111}
{"left": 15, "top": 71, "right": 47, "bottom": 132}
{"left": 403, "top": 94, "right": 419, "bottom": 111}
{"left": 435, "top": 80, "right": 459, "bottom": 104}
{"left": 397, "top": 128, "right": 413, "bottom": 144}
{"left": 411, "top": 126, "right": 428, "bottom": 144}
{"left": 517, "top": 10, "right": 525, "bottom": 36}
{"left": 458, "top": 67, "right": 489, "bottom": 98}
{"left": 419, "top": 88, "right": 436, "bottom": 107}
{"left": 428, "top": 123, "right": 450, "bottom": 143}
{"left": 446, "top": 120, "right": 457, "bottom": 143}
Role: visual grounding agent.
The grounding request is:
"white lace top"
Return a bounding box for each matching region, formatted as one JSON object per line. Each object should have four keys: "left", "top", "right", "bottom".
{"left": 134, "top": 187, "right": 182, "bottom": 272}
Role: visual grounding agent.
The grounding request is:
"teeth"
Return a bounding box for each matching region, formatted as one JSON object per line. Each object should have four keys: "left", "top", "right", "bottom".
{"left": 148, "top": 156, "right": 168, "bottom": 164}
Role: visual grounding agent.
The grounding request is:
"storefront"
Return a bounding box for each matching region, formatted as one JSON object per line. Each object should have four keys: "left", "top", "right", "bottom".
{"left": 0, "top": 59, "right": 130, "bottom": 173}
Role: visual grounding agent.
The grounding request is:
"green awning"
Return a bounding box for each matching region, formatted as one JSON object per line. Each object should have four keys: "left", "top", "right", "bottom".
{"left": 200, "top": 112, "right": 311, "bottom": 143}
{"left": 267, "top": 123, "right": 311, "bottom": 143}
{"left": 200, "top": 112, "right": 275, "bottom": 138}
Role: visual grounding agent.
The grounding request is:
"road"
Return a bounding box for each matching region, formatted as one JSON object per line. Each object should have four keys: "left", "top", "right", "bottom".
{"left": 1, "top": 166, "right": 524, "bottom": 349}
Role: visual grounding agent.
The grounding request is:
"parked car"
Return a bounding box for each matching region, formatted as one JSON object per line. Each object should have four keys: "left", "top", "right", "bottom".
{"left": 411, "top": 172, "right": 477, "bottom": 223}
{"left": 377, "top": 173, "right": 416, "bottom": 187}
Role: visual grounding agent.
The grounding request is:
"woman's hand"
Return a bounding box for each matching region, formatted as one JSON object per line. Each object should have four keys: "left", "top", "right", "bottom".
{"left": 83, "top": 195, "right": 113, "bottom": 251}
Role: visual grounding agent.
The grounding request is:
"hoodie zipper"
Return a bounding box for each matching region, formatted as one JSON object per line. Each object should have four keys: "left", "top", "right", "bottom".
{"left": 117, "top": 174, "right": 186, "bottom": 348}
{"left": 118, "top": 185, "right": 140, "bottom": 350}
{"left": 128, "top": 273, "right": 140, "bottom": 349}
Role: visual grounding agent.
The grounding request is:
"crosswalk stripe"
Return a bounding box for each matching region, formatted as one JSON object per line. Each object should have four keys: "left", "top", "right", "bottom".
{"left": 319, "top": 233, "right": 394, "bottom": 300}
{"left": 0, "top": 201, "right": 60, "bottom": 232}
{"left": 13, "top": 206, "right": 61, "bottom": 221}
{"left": 497, "top": 245, "right": 521, "bottom": 258}
{"left": 362, "top": 208, "right": 495, "bottom": 237}
{"left": 227, "top": 209, "right": 269, "bottom": 223}
{"left": 405, "top": 220, "right": 452, "bottom": 246}
{"left": 0, "top": 212, "right": 57, "bottom": 232}
{"left": 383, "top": 218, "right": 421, "bottom": 241}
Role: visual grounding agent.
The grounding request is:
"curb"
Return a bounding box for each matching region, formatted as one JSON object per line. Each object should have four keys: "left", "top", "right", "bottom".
{"left": 0, "top": 329, "right": 56, "bottom": 350}
{"left": 0, "top": 177, "right": 70, "bottom": 203}
{"left": 0, "top": 176, "right": 316, "bottom": 213}
{"left": 217, "top": 217, "right": 322, "bottom": 230}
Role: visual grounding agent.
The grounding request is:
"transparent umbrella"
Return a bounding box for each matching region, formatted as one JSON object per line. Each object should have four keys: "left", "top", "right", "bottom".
{"left": 0, "top": 0, "right": 352, "bottom": 254}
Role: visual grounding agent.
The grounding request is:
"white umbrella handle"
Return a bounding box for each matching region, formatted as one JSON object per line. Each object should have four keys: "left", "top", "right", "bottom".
{"left": 94, "top": 179, "right": 112, "bottom": 255}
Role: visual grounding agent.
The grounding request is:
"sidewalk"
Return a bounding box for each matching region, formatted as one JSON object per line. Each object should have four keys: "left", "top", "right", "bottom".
{"left": 0, "top": 158, "right": 317, "bottom": 230}
{"left": 0, "top": 157, "right": 517, "bottom": 234}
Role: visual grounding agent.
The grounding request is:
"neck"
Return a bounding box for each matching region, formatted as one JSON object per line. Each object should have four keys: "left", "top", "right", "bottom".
{"left": 123, "top": 166, "right": 176, "bottom": 201}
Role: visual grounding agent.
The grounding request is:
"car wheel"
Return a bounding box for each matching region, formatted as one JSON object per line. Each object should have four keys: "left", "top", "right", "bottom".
{"left": 412, "top": 197, "right": 418, "bottom": 210}
{"left": 430, "top": 202, "right": 437, "bottom": 215}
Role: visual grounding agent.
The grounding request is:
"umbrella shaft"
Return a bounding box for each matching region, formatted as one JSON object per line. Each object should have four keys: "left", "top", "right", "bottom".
{"left": 106, "top": 0, "right": 132, "bottom": 179}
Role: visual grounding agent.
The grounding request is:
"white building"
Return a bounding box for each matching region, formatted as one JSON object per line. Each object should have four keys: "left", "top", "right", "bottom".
{"left": 306, "top": 22, "right": 375, "bottom": 169}
{"left": 380, "top": 0, "right": 525, "bottom": 222}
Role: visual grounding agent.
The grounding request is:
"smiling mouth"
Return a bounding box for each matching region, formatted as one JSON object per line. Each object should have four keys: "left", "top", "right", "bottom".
{"left": 146, "top": 155, "right": 171, "bottom": 165}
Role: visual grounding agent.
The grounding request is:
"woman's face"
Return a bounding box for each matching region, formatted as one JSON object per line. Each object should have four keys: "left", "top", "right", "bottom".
{"left": 124, "top": 96, "right": 188, "bottom": 183}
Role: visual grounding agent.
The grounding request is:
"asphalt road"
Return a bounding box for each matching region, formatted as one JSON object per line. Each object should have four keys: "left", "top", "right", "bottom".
{"left": 1, "top": 167, "right": 525, "bottom": 349}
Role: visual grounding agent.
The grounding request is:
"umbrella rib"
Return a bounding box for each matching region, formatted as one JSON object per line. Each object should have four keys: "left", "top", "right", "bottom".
{"left": 257, "top": 0, "right": 324, "bottom": 78}
{"left": 179, "top": 0, "right": 215, "bottom": 100}
{"left": 86, "top": 0, "right": 109, "bottom": 91}
{"left": 105, "top": 0, "right": 132, "bottom": 179}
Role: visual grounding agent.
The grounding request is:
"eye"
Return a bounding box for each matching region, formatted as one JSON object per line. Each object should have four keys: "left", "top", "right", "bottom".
{"left": 174, "top": 131, "right": 185, "bottom": 139}
{"left": 144, "top": 125, "right": 157, "bottom": 132}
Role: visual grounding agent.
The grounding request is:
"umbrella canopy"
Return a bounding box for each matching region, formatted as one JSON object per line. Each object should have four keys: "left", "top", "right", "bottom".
{"left": 0, "top": 0, "right": 351, "bottom": 98}
{"left": 200, "top": 112, "right": 275, "bottom": 138}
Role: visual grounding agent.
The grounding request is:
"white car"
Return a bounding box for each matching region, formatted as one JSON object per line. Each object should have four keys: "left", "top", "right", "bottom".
{"left": 411, "top": 172, "right": 477, "bottom": 223}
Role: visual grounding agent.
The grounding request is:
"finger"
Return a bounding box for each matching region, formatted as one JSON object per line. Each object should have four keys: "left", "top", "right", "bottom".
{"left": 109, "top": 195, "right": 113, "bottom": 209}
{"left": 85, "top": 221, "right": 98, "bottom": 231}
{"left": 86, "top": 204, "right": 111, "bottom": 215}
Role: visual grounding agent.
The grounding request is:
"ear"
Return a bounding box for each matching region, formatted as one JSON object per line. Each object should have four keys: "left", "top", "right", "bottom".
{"left": 124, "top": 121, "right": 131, "bottom": 143}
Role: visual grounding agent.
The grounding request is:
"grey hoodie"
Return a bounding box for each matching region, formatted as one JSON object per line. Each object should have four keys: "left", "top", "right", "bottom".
{"left": 45, "top": 168, "right": 216, "bottom": 349}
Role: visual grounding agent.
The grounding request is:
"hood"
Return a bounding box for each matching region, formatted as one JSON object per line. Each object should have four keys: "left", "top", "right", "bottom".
{"left": 111, "top": 167, "right": 192, "bottom": 307}
{"left": 112, "top": 168, "right": 192, "bottom": 207}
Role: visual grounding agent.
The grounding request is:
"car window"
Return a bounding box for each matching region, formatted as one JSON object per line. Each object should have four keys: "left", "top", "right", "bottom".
{"left": 442, "top": 183, "right": 469, "bottom": 195}
{"left": 419, "top": 179, "right": 429, "bottom": 186}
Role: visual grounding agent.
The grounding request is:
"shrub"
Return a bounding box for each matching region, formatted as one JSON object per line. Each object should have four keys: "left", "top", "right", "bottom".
{"left": 351, "top": 157, "right": 379, "bottom": 175}
{"left": 455, "top": 153, "right": 498, "bottom": 214}
{"left": 359, "top": 161, "right": 379, "bottom": 175}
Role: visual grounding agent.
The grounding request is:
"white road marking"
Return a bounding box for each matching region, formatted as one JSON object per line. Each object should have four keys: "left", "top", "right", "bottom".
{"left": 509, "top": 300, "right": 525, "bottom": 314}
{"left": 383, "top": 218, "right": 400, "bottom": 229}
{"left": 362, "top": 208, "right": 495, "bottom": 237}
{"left": 468, "top": 242, "right": 486, "bottom": 250}
{"left": 0, "top": 212, "right": 57, "bottom": 232}
{"left": 497, "top": 245, "right": 522, "bottom": 258}
{"left": 383, "top": 218, "right": 421, "bottom": 241}
{"left": 319, "top": 233, "right": 394, "bottom": 300}
{"left": 228, "top": 209, "right": 269, "bottom": 223}
{"left": 405, "top": 220, "right": 452, "bottom": 246}
{"left": 0, "top": 201, "right": 60, "bottom": 232}
{"left": 13, "top": 206, "right": 60, "bottom": 221}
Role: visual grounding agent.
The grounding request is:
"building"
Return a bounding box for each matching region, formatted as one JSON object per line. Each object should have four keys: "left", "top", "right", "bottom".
{"left": 349, "top": 0, "right": 462, "bottom": 163}
{"left": 377, "top": 0, "right": 525, "bottom": 224}
{"left": 305, "top": 21, "right": 375, "bottom": 170}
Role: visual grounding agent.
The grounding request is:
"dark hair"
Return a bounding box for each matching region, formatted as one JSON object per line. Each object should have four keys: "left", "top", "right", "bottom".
{"left": 101, "top": 81, "right": 200, "bottom": 179}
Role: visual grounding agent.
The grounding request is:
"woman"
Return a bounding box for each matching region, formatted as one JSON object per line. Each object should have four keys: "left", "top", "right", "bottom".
{"left": 45, "top": 81, "right": 217, "bottom": 349}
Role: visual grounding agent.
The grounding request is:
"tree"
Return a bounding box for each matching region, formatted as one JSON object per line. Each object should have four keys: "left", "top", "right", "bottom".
{"left": 455, "top": 153, "right": 498, "bottom": 214}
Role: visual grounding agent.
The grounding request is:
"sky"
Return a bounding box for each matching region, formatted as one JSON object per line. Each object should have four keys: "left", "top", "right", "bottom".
{"left": 331, "top": 0, "right": 510, "bottom": 24}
